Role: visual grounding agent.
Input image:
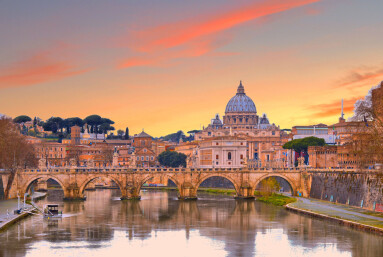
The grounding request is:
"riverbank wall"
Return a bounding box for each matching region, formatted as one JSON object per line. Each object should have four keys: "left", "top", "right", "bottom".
{"left": 285, "top": 204, "right": 383, "bottom": 235}
{"left": 0, "top": 210, "right": 35, "bottom": 233}
{"left": 308, "top": 172, "right": 383, "bottom": 211}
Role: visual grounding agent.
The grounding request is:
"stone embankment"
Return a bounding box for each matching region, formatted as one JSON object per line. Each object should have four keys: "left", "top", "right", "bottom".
{"left": 286, "top": 197, "right": 383, "bottom": 235}
{"left": 309, "top": 172, "right": 383, "bottom": 211}
{"left": 0, "top": 192, "right": 46, "bottom": 232}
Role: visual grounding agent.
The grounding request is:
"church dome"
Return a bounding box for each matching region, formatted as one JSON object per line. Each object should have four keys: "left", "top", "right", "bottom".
{"left": 225, "top": 81, "right": 257, "bottom": 113}
{"left": 259, "top": 114, "right": 270, "bottom": 124}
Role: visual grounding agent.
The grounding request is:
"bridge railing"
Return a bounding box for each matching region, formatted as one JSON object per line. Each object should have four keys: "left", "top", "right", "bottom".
{"left": 19, "top": 167, "right": 377, "bottom": 174}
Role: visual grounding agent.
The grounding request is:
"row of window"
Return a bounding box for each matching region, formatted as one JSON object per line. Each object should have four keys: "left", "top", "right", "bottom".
{"left": 214, "top": 153, "right": 244, "bottom": 160}
{"left": 136, "top": 156, "right": 154, "bottom": 161}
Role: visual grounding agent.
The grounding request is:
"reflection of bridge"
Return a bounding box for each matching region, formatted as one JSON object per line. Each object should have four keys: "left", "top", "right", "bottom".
{"left": 1, "top": 167, "right": 311, "bottom": 200}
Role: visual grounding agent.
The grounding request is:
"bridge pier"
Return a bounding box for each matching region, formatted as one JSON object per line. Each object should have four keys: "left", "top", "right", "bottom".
{"left": 63, "top": 184, "right": 86, "bottom": 201}
{"left": 120, "top": 187, "right": 141, "bottom": 200}
{"left": 178, "top": 183, "right": 197, "bottom": 200}
{"left": 234, "top": 185, "right": 255, "bottom": 200}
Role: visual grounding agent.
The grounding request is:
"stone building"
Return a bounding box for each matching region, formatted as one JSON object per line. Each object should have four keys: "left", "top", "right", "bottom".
{"left": 372, "top": 81, "right": 383, "bottom": 120}
{"left": 196, "top": 136, "right": 247, "bottom": 168}
{"left": 132, "top": 131, "right": 157, "bottom": 168}
{"left": 194, "top": 81, "right": 289, "bottom": 168}
{"left": 35, "top": 142, "right": 67, "bottom": 167}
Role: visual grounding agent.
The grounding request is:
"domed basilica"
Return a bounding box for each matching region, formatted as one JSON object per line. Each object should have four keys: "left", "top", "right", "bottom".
{"left": 196, "top": 81, "right": 276, "bottom": 138}
{"left": 193, "top": 81, "right": 289, "bottom": 169}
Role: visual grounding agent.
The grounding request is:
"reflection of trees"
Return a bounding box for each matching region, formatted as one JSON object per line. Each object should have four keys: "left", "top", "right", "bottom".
{"left": 1, "top": 190, "right": 383, "bottom": 257}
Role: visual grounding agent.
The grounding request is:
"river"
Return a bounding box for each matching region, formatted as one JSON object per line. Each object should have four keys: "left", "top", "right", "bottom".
{"left": 0, "top": 189, "right": 382, "bottom": 257}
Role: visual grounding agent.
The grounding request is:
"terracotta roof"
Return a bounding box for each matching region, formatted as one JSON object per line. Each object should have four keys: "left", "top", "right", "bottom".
{"left": 135, "top": 131, "right": 152, "bottom": 138}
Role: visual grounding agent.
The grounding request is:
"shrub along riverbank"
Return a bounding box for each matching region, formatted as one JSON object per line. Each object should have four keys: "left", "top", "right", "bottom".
{"left": 256, "top": 193, "right": 297, "bottom": 206}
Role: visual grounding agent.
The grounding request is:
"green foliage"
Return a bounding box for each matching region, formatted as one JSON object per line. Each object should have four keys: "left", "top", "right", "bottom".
{"left": 27, "top": 129, "right": 36, "bottom": 136}
{"left": 158, "top": 150, "right": 187, "bottom": 167}
{"left": 64, "top": 117, "right": 84, "bottom": 133}
{"left": 13, "top": 115, "right": 32, "bottom": 123}
{"left": 257, "top": 193, "right": 297, "bottom": 206}
{"left": 84, "top": 115, "right": 102, "bottom": 133}
{"left": 125, "top": 127, "right": 129, "bottom": 139}
{"left": 162, "top": 130, "right": 184, "bottom": 142}
{"left": 283, "top": 136, "right": 326, "bottom": 153}
{"left": 187, "top": 130, "right": 201, "bottom": 134}
{"left": 260, "top": 177, "right": 281, "bottom": 196}
{"left": 84, "top": 115, "right": 115, "bottom": 134}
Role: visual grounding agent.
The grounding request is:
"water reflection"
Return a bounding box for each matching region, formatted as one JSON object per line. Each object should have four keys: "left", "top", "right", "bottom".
{"left": 0, "top": 189, "right": 382, "bottom": 257}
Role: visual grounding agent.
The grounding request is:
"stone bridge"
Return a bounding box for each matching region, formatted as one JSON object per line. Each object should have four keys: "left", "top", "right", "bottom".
{"left": 1, "top": 167, "right": 312, "bottom": 201}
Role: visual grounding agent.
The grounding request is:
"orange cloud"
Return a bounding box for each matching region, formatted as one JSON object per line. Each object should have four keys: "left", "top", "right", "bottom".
{"left": 118, "top": 0, "right": 320, "bottom": 68}
{"left": 335, "top": 67, "right": 383, "bottom": 89}
{"left": 308, "top": 97, "right": 361, "bottom": 118}
{"left": 0, "top": 45, "right": 88, "bottom": 89}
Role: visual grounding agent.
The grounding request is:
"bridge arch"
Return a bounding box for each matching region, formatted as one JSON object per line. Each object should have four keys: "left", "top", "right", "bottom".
{"left": 79, "top": 175, "right": 123, "bottom": 195}
{"left": 137, "top": 174, "right": 181, "bottom": 193}
{"left": 22, "top": 175, "right": 66, "bottom": 195}
{"left": 254, "top": 173, "right": 297, "bottom": 195}
{"left": 195, "top": 174, "right": 240, "bottom": 196}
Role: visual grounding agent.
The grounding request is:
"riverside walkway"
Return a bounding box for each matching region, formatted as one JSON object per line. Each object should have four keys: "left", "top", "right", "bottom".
{"left": 0, "top": 192, "right": 45, "bottom": 231}
{"left": 287, "top": 197, "right": 383, "bottom": 234}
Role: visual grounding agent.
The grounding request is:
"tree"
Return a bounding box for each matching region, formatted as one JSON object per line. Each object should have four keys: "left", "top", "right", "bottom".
{"left": 64, "top": 117, "right": 84, "bottom": 133}
{"left": 260, "top": 177, "right": 281, "bottom": 197}
{"left": 43, "top": 117, "right": 64, "bottom": 134}
{"left": 158, "top": 150, "right": 187, "bottom": 167}
{"left": 84, "top": 115, "right": 102, "bottom": 133}
{"left": 99, "top": 123, "right": 115, "bottom": 134}
{"left": 283, "top": 137, "right": 325, "bottom": 154}
{"left": 117, "top": 129, "right": 124, "bottom": 137}
{"left": 162, "top": 130, "right": 184, "bottom": 142}
{"left": 125, "top": 127, "right": 129, "bottom": 139}
{"left": 283, "top": 137, "right": 325, "bottom": 165}
{"left": 13, "top": 115, "right": 32, "bottom": 124}
{"left": 0, "top": 117, "right": 37, "bottom": 198}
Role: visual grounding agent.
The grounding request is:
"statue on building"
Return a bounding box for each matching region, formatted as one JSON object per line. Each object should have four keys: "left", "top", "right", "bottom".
{"left": 130, "top": 151, "right": 137, "bottom": 168}
{"left": 298, "top": 156, "right": 305, "bottom": 167}
{"left": 69, "top": 158, "right": 77, "bottom": 168}
{"left": 88, "top": 158, "right": 95, "bottom": 168}
{"left": 38, "top": 158, "right": 47, "bottom": 169}
{"left": 112, "top": 147, "right": 119, "bottom": 167}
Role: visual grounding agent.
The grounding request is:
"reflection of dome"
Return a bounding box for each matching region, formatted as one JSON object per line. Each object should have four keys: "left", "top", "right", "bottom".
{"left": 225, "top": 81, "right": 257, "bottom": 113}
{"left": 259, "top": 114, "right": 269, "bottom": 124}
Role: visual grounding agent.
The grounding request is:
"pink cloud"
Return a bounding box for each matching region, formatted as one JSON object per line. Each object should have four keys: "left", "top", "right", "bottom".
{"left": 0, "top": 44, "right": 89, "bottom": 89}
{"left": 118, "top": 0, "right": 321, "bottom": 68}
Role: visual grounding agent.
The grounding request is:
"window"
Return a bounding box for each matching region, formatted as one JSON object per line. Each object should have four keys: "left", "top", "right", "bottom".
{"left": 141, "top": 140, "right": 145, "bottom": 146}
{"left": 146, "top": 156, "right": 149, "bottom": 161}
{"left": 151, "top": 156, "right": 154, "bottom": 161}
{"left": 216, "top": 155, "right": 219, "bottom": 160}
{"left": 272, "top": 131, "right": 275, "bottom": 135}
{"left": 143, "top": 149, "right": 147, "bottom": 153}
{"left": 240, "top": 154, "right": 243, "bottom": 159}
{"left": 228, "top": 152, "right": 232, "bottom": 160}
{"left": 141, "top": 156, "right": 144, "bottom": 161}
{"left": 216, "top": 142, "right": 219, "bottom": 145}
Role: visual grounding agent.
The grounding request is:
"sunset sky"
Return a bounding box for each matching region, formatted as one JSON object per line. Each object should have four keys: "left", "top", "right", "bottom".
{"left": 1, "top": 0, "right": 383, "bottom": 137}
